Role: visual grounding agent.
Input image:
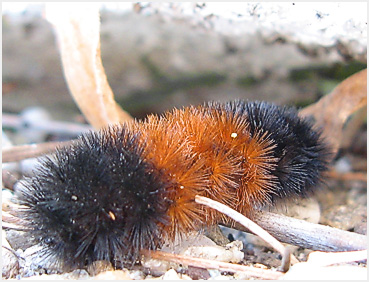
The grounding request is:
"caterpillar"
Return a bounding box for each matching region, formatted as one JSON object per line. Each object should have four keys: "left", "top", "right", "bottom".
{"left": 14, "top": 100, "right": 330, "bottom": 271}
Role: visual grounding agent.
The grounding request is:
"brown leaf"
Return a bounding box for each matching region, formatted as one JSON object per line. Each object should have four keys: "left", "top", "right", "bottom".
{"left": 299, "top": 69, "right": 367, "bottom": 158}
{"left": 45, "top": 4, "right": 132, "bottom": 129}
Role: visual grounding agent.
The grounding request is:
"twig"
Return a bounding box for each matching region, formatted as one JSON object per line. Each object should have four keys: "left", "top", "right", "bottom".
{"left": 325, "top": 170, "right": 367, "bottom": 182}
{"left": 142, "top": 249, "right": 284, "bottom": 280}
{"left": 2, "top": 245, "right": 25, "bottom": 262}
{"left": 2, "top": 211, "right": 28, "bottom": 231}
{"left": 2, "top": 245, "right": 17, "bottom": 259}
{"left": 1, "top": 222, "right": 27, "bottom": 232}
{"left": 2, "top": 170, "right": 20, "bottom": 190}
{"left": 279, "top": 247, "right": 292, "bottom": 272}
{"left": 226, "top": 210, "right": 367, "bottom": 252}
{"left": 195, "top": 195, "right": 299, "bottom": 266}
{"left": 2, "top": 113, "right": 92, "bottom": 136}
{"left": 2, "top": 140, "right": 73, "bottom": 163}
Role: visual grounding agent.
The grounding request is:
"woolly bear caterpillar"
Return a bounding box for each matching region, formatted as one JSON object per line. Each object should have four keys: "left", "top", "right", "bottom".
{"left": 14, "top": 100, "right": 329, "bottom": 271}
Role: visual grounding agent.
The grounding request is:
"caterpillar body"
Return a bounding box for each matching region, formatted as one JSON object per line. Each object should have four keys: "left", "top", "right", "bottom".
{"left": 14, "top": 100, "right": 329, "bottom": 271}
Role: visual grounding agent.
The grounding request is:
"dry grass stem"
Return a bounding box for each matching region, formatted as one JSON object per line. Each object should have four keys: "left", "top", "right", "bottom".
{"left": 325, "top": 170, "right": 367, "bottom": 182}
{"left": 2, "top": 113, "right": 92, "bottom": 136}
{"left": 195, "top": 195, "right": 299, "bottom": 266}
{"left": 2, "top": 141, "right": 73, "bottom": 163}
{"left": 2, "top": 211, "right": 27, "bottom": 231}
{"left": 233, "top": 210, "right": 367, "bottom": 252}
{"left": 142, "top": 249, "right": 284, "bottom": 280}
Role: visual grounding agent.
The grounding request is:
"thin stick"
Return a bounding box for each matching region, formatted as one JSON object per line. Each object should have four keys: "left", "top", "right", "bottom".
{"left": 2, "top": 140, "right": 73, "bottom": 163}
{"left": 142, "top": 249, "right": 284, "bottom": 280}
{"left": 2, "top": 211, "right": 28, "bottom": 231}
{"left": 279, "top": 247, "right": 292, "bottom": 273}
{"left": 2, "top": 113, "right": 92, "bottom": 136}
{"left": 1, "top": 222, "right": 27, "bottom": 232}
{"left": 2, "top": 245, "right": 25, "bottom": 262}
{"left": 2, "top": 170, "right": 20, "bottom": 191}
{"left": 229, "top": 210, "right": 367, "bottom": 252}
{"left": 195, "top": 195, "right": 299, "bottom": 265}
{"left": 325, "top": 170, "right": 367, "bottom": 182}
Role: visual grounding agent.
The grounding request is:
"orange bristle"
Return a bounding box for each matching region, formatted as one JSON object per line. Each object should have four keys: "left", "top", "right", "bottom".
{"left": 132, "top": 104, "right": 282, "bottom": 230}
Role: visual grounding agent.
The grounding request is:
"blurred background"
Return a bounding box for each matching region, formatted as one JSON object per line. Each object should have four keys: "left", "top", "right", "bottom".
{"left": 2, "top": 4, "right": 367, "bottom": 278}
{"left": 2, "top": 2, "right": 367, "bottom": 143}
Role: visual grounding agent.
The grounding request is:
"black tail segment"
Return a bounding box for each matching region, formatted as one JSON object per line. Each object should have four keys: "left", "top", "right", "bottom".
{"left": 15, "top": 125, "right": 171, "bottom": 271}
{"left": 241, "top": 100, "right": 330, "bottom": 199}
{"left": 204, "top": 99, "right": 330, "bottom": 202}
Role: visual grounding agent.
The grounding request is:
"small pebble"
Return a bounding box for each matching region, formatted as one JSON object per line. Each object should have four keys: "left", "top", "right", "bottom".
{"left": 62, "top": 269, "right": 89, "bottom": 279}
{"left": 19, "top": 107, "right": 51, "bottom": 143}
{"left": 93, "top": 270, "right": 132, "bottom": 280}
{"left": 162, "top": 268, "right": 181, "bottom": 280}
{"left": 334, "top": 157, "right": 352, "bottom": 173}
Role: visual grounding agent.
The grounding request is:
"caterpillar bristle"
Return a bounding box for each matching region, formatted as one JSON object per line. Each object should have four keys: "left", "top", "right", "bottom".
{"left": 13, "top": 100, "right": 330, "bottom": 271}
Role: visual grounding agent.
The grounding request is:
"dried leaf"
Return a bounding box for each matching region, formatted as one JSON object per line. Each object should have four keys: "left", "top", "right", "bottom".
{"left": 299, "top": 69, "right": 367, "bottom": 157}
{"left": 45, "top": 3, "right": 132, "bottom": 129}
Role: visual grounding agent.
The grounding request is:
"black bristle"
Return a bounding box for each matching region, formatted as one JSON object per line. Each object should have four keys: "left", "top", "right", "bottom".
{"left": 15, "top": 126, "right": 171, "bottom": 271}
